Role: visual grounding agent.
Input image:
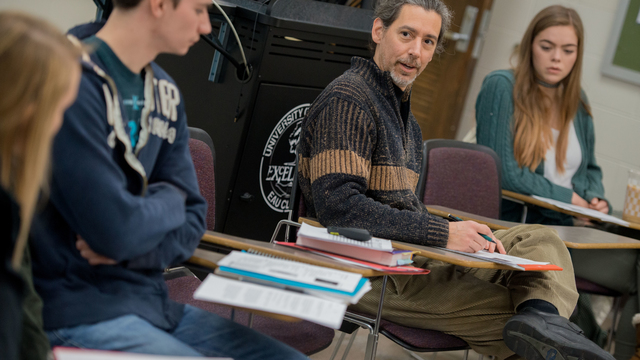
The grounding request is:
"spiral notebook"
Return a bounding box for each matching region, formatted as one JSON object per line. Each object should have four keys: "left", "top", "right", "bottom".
{"left": 295, "top": 223, "right": 415, "bottom": 266}
{"left": 193, "top": 250, "right": 371, "bottom": 329}
{"left": 213, "top": 250, "right": 371, "bottom": 303}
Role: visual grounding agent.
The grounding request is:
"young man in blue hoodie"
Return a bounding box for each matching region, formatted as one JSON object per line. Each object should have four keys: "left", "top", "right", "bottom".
{"left": 28, "top": 0, "right": 307, "bottom": 358}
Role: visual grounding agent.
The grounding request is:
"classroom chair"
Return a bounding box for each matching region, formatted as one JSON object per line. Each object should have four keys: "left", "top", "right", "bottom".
{"left": 417, "top": 139, "right": 502, "bottom": 219}
{"left": 273, "top": 163, "right": 475, "bottom": 360}
{"left": 188, "top": 132, "right": 216, "bottom": 231}
{"left": 189, "top": 127, "right": 216, "bottom": 174}
{"left": 166, "top": 128, "right": 334, "bottom": 356}
{"left": 417, "top": 139, "right": 622, "bottom": 352}
{"left": 574, "top": 278, "right": 623, "bottom": 351}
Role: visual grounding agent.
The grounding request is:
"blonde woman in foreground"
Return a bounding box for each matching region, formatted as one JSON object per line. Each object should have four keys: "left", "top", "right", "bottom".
{"left": 0, "top": 11, "right": 81, "bottom": 360}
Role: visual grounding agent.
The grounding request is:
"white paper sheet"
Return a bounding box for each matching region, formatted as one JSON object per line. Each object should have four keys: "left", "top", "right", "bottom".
{"left": 53, "top": 347, "right": 231, "bottom": 360}
{"left": 427, "top": 247, "right": 555, "bottom": 270}
{"left": 531, "top": 195, "right": 630, "bottom": 226}
{"left": 298, "top": 223, "right": 393, "bottom": 251}
{"left": 217, "top": 251, "right": 362, "bottom": 293}
{"left": 445, "top": 249, "right": 549, "bottom": 265}
{"left": 194, "top": 274, "right": 347, "bottom": 329}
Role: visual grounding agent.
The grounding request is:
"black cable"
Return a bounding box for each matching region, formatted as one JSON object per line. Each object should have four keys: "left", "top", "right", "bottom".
{"left": 199, "top": 34, "right": 243, "bottom": 72}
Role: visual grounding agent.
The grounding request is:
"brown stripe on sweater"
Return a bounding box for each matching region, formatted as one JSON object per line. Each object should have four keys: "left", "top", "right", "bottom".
{"left": 307, "top": 150, "right": 371, "bottom": 183}
{"left": 298, "top": 154, "right": 310, "bottom": 179}
{"left": 369, "top": 166, "right": 420, "bottom": 191}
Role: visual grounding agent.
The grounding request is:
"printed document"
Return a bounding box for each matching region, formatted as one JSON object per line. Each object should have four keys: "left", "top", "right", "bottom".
{"left": 433, "top": 247, "right": 561, "bottom": 271}
{"left": 217, "top": 251, "right": 362, "bottom": 293}
{"left": 444, "top": 249, "right": 549, "bottom": 265}
{"left": 194, "top": 274, "right": 347, "bottom": 329}
{"left": 532, "top": 195, "right": 629, "bottom": 226}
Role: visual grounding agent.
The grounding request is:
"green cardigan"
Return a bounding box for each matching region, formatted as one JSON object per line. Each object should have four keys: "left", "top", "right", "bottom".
{"left": 476, "top": 70, "right": 608, "bottom": 216}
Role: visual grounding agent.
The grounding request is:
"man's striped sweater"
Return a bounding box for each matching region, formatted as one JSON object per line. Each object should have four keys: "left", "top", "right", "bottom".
{"left": 297, "top": 57, "right": 449, "bottom": 247}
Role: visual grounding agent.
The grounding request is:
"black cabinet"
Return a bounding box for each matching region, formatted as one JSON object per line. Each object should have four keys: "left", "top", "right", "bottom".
{"left": 155, "top": 0, "right": 372, "bottom": 240}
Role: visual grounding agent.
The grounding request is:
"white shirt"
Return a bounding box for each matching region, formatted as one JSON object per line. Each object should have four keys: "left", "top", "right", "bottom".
{"left": 543, "top": 121, "right": 582, "bottom": 189}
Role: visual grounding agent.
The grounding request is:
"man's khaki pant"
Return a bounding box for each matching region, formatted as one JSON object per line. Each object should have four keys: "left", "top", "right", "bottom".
{"left": 350, "top": 224, "right": 578, "bottom": 360}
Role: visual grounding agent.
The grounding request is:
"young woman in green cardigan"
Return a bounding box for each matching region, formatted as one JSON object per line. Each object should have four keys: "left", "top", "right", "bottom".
{"left": 476, "top": 5, "right": 640, "bottom": 360}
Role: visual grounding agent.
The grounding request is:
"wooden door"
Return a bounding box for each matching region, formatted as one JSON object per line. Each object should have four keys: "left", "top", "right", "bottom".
{"left": 411, "top": 0, "right": 494, "bottom": 140}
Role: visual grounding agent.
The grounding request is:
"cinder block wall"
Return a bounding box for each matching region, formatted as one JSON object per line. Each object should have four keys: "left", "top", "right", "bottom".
{"left": 1, "top": 0, "right": 96, "bottom": 31}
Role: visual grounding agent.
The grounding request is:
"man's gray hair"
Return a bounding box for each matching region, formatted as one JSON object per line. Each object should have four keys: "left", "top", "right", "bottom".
{"left": 374, "top": 0, "right": 452, "bottom": 54}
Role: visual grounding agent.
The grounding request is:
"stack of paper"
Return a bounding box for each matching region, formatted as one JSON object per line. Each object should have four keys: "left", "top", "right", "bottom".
{"left": 295, "top": 223, "right": 415, "bottom": 266}
{"left": 532, "top": 195, "right": 629, "bottom": 226}
{"left": 214, "top": 251, "right": 370, "bottom": 303}
{"left": 193, "top": 251, "right": 371, "bottom": 329}
{"left": 433, "top": 247, "right": 562, "bottom": 271}
{"left": 276, "top": 241, "right": 430, "bottom": 273}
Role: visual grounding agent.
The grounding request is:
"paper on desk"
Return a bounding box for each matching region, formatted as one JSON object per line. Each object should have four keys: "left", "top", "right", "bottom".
{"left": 275, "top": 241, "right": 431, "bottom": 274}
{"left": 53, "top": 347, "right": 231, "bottom": 360}
{"left": 453, "top": 249, "right": 549, "bottom": 265}
{"left": 298, "top": 223, "right": 394, "bottom": 251}
{"left": 194, "top": 274, "right": 347, "bottom": 329}
{"left": 217, "top": 251, "right": 362, "bottom": 293}
{"left": 437, "top": 248, "right": 552, "bottom": 270}
{"left": 531, "top": 195, "right": 629, "bottom": 226}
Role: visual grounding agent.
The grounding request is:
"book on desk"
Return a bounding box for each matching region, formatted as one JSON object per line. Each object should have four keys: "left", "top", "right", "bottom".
{"left": 213, "top": 250, "right": 371, "bottom": 303}
{"left": 192, "top": 250, "right": 371, "bottom": 329}
{"left": 290, "top": 223, "right": 561, "bottom": 272}
{"left": 294, "top": 223, "right": 415, "bottom": 267}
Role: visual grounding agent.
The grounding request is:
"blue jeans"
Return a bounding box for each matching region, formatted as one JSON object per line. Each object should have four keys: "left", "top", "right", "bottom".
{"left": 47, "top": 305, "right": 308, "bottom": 359}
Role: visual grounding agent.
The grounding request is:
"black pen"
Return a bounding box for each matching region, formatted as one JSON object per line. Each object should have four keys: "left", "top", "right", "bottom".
{"left": 327, "top": 227, "right": 372, "bottom": 241}
{"left": 447, "top": 214, "right": 496, "bottom": 244}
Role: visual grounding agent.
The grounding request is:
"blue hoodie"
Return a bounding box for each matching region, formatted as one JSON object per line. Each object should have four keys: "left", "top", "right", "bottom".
{"left": 30, "top": 23, "right": 207, "bottom": 331}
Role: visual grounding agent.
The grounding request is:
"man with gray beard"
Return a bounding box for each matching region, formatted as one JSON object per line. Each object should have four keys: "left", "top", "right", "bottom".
{"left": 296, "top": 1, "right": 615, "bottom": 360}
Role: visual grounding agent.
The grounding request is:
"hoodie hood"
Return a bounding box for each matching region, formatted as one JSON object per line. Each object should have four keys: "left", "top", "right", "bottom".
{"left": 67, "top": 21, "right": 106, "bottom": 40}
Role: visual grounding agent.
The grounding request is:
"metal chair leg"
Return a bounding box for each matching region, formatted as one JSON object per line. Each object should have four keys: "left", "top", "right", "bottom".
{"left": 328, "top": 332, "right": 346, "bottom": 360}
{"left": 248, "top": 313, "right": 254, "bottom": 328}
{"left": 270, "top": 219, "right": 300, "bottom": 243}
{"left": 606, "top": 296, "right": 622, "bottom": 351}
{"left": 520, "top": 205, "right": 528, "bottom": 223}
{"left": 340, "top": 328, "right": 358, "bottom": 360}
{"left": 365, "top": 275, "right": 389, "bottom": 360}
{"left": 403, "top": 349, "right": 427, "bottom": 360}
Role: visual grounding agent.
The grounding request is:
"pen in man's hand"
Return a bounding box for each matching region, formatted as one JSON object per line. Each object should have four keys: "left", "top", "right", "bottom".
{"left": 447, "top": 214, "right": 496, "bottom": 244}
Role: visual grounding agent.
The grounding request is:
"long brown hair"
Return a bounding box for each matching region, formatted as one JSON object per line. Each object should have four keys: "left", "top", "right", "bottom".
{"left": 512, "top": 5, "right": 590, "bottom": 172}
{"left": 0, "top": 11, "right": 81, "bottom": 269}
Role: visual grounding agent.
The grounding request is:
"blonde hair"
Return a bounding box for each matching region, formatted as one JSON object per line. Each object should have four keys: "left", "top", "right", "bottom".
{"left": 0, "top": 11, "right": 81, "bottom": 269}
{"left": 512, "top": 5, "right": 590, "bottom": 172}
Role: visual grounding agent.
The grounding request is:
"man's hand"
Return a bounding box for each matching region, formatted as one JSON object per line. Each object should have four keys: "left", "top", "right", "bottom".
{"left": 76, "top": 236, "right": 117, "bottom": 266}
{"left": 446, "top": 221, "right": 506, "bottom": 254}
{"left": 589, "top": 198, "right": 609, "bottom": 214}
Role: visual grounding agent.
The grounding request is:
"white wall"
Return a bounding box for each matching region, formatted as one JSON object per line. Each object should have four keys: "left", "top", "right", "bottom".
{"left": 457, "top": 0, "right": 640, "bottom": 213}
{"left": 0, "top": 0, "right": 96, "bottom": 32}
